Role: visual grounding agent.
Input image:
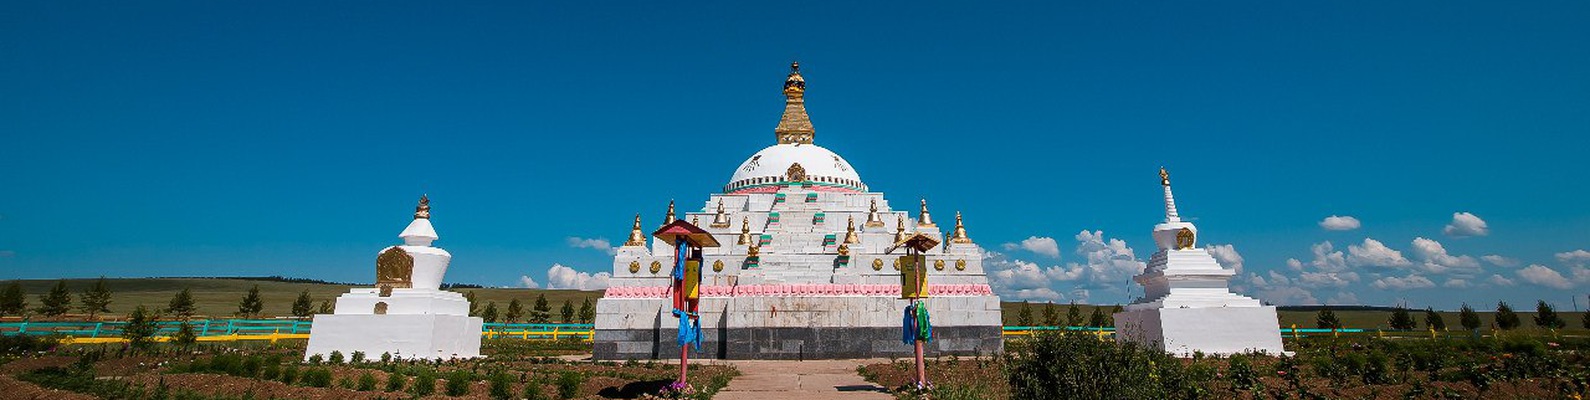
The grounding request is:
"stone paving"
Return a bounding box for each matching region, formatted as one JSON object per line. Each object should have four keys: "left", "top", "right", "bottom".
{"left": 712, "top": 359, "right": 893, "bottom": 400}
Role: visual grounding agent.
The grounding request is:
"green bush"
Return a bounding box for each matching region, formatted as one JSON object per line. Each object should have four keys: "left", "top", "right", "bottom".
{"left": 278, "top": 365, "right": 299, "bottom": 385}
{"left": 306, "top": 353, "right": 323, "bottom": 364}
{"left": 240, "top": 355, "right": 263, "bottom": 377}
{"left": 556, "top": 371, "right": 584, "bottom": 399}
{"left": 488, "top": 371, "right": 514, "bottom": 399}
{"left": 445, "top": 370, "right": 473, "bottom": 396}
{"left": 385, "top": 371, "right": 407, "bottom": 392}
{"left": 1004, "top": 332, "right": 1211, "bottom": 399}
{"left": 300, "top": 368, "right": 333, "bottom": 388}
{"left": 411, "top": 370, "right": 437, "bottom": 396}
{"left": 357, "top": 372, "right": 378, "bottom": 391}
{"left": 328, "top": 350, "right": 344, "bottom": 364}
{"left": 350, "top": 351, "right": 366, "bottom": 364}
{"left": 523, "top": 381, "right": 547, "bottom": 400}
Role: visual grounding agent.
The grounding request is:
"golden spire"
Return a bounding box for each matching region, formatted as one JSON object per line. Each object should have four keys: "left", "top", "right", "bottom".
{"left": 747, "top": 245, "right": 761, "bottom": 257}
{"left": 917, "top": 198, "right": 935, "bottom": 227}
{"left": 413, "top": 195, "right": 431, "bottom": 219}
{"left": 710, "top": 199, "right": 732, "bottom": 228}
{"left": 774, "top": 61, "right": 815, "bottom": 145}
{"left": 738, "top": 216, "right": 753, "bottom": 245}
{"left": 893, "top": 214, "right": 909, "bottom": 243}
{"left": 837, "top": 243, "right": 850, "bottom": 256}
{"left": 662, "top": 200, "right": 676, "bottom": 226}
{"left": 1160, "top": 167, "right": 1170, "bottom": 186}
{"left": 949, "top": 211, "right": 973, "bottom": 244}
{"left": 844, "top": 216, "right": 861, "bottom": 244}
{"left": 864, "top": 198, "right": 885, "bottom": 227}
{"left": 1160, "top": 167, "right": 1180, "bottom": 222}
{"left": 624, "top": 214, "right": 647, "bottom": 246}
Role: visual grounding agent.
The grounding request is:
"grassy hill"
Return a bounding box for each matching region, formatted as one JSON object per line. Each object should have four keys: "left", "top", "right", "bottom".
{"left": 1, "top": 277, "right": 601, "bottom": 320}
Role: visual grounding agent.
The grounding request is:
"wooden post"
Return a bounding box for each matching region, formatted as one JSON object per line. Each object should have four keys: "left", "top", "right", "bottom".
{"left": 679, "top": 345, "right": 690, "bottom": 383}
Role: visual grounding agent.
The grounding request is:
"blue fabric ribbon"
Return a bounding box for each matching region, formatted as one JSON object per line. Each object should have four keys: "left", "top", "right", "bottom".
{"left": 673, "top": 309, "right": 702, "bottom": 351}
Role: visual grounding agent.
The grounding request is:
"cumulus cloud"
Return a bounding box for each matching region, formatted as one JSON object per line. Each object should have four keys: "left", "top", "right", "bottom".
{"left": 1002, "top": 236, "right": 1060, "bottom": 258}
{"left": 1302, "top": 241, "right": 1350, "bottom": 272}
{"left": 1318, "top": 215, "right": 1362, "bottom": 231}
{"left": 1443, "top": 278, "right": 1471, "bottom": 289}
{"left": 1487, "top": 274, "right": 1515, "bottom": 287}
{"left": 1066, "top": 230, "right": 1146, "bottom": 286}
{"left": 565, "top": 237, "right": 617, "bottom": 255}
{"left": 1371, "top": 275, "right": 1436, "bottom": 290}
{"left": 1481, "top": 255, "right": 1519, "bottom": 268}
{"left": 1409, "top": 237, "right": 1482, "bottom": 275}
{"left": 1326, "top": 292, "right": 1360, "bottom": 305}
{"left": 1297, "top": 271, "right": 1360, "bottom": 289}
{"left": 1206, "top": 244, "right": 1244, "bottom": 274}
{"left": 984, "top": 231, "right": 1144, "bottom": 303}
{"left": 518, "top": 275, "right": 541, "bottom": 289}
{"left": 1557, "top": 250, "right": 1590, "bottom": 266}
{"left": 1442, "top": 212, "right": 1489, "bottom": 237}
{"left": 1515, "top": 264, "right": 1573, "bottom": 290}
{"left": 544, "top": 264, "right": 611, "bottom": 290}
{"left": 1346, "top": 238, "right": 1412, "bottom": 268}
{"left": 1256, "top": 286, "right": 1318, "bottom": 305}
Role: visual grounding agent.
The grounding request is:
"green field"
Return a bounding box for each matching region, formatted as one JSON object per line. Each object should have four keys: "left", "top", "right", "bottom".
{"left": 1, "top": 278, "right": 601, "bottom": 320}
{"left": 998, "top": 301, "right": 1588, "bottom": 332}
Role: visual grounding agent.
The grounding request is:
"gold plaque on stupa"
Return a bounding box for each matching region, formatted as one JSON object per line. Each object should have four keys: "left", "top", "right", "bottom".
{"left": 376, "top": 247, "right": 414, "bottom": 290}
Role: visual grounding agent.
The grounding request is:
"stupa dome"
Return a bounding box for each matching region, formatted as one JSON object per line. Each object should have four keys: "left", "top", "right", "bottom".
{"left": 725, "top": 143, "right": 864, "bottom": 193}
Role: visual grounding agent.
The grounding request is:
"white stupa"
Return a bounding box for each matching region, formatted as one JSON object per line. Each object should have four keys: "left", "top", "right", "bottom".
{"left": 305, "top": 196, "right": 483, "bottom": 360}
{"left": 1113, "top": 169, "right": 1285, "bottom": 356}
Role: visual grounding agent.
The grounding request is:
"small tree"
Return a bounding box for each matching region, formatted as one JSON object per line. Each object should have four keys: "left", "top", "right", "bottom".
{"left": 530, "top": 294, "right": 551, "bottom": 323}
{"left": 1388, "top": 305, "right": 1416, "bottom": 330}
{"left": 237, "top": 285, "right": 264, "bottom": 317}
{"left": 505, "top": 299, "right": 524, "bottom": 323}
{"left": 78, "top": 277, "right": 113, "bottom": 319}
{"left": 1087, "top": 307, "right": 1107, "bottom": 328}
{"left": 122, "top": 305, "right": 160, "bottom": 350}
{"left": 291, "top": 290, "right": 314, "bottom": 319}
{"left": 1316, "top": 307, "right": 1342, "bottom": 329}
{"left": 172, "top": 320, "right": 199, "bottom": 348}
{"left": 1459, "top": 303, "right": 1481, "bottom": 331}
{"left": 317, "top": 299, "right": 334, "bottom": 314}
{"left": 481, "top": 301, "right": 499, "bottom": 323}
{"left": 1581, "top": 308, "right": 1589, "bottom": 329}
{"left": 1014, "top": 301, "right": 1034, "bottom": 326}
{"left": 1533, "top": 300, "right": 1564, "bottom": 329}
{"left": 1041, "top": 302, "right": 1060, "bottom": 326}
{"left": 1495, "top": 301, "right": 1520, "bottom": 330}
{"left": 0, "top": 281, "right": 27, "bottom": 316}
{"left": 560, "top": 299, "right": 575, "bottom": 323}
{"left": 578, "top": 299, "right": 595, "bottom": 323}
{"left": 35, "top": 280, "right": 72, "bottom": 317}
{"left": 465, "top": 291, "right": 480, "bottom": 316}
{"left": 1424, "top": 307, "right": 1445, "bottom": 330}
{"left": 166, "top": 288, "right": 197, "bottom": 319}
{"left": 1065, "top": 302, "right": 1083, "bottom": 327}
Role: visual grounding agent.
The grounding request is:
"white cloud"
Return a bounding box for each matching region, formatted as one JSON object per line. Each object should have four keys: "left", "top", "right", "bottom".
{"left": 1005, "top": 288, "right": 1063, "bottom": 302}
{"left": 1442, "top": 212, "right": 1489, "bottom": 237}
{"left": 1556, "top": 250, "right": 1590, "bottom": 266}
{"left": 1487, "top": 274, "right": 1516, "bottom": 287}
{"left": 1304, "top": 241, "right": 1350, "bottom": 272}
{"left": 1409, "top": 237, "right": 1482, "bottom": 275}
{"left": 1319, "top": 215, "right": 1362, "bottom": 231}
{"left": 1482, "top": 255, "right": 1519, "bottom": 268}
{"left": 1515, "top": 264, "right": 1573, "bottom": 290}
{"left": 565, "top": 237, "right": 616, "bottom": 255}
{"left": 988, "top": 259, "right": 1051, "bottom": 291}
{"left": 1297, "top": 271, "right": 1359, "bottom": 289}
{"left": 1205, "top": 244, "right": 1244, "bottom": 274}
{"left": 1255, "top": 286, "right": 1318, "bottom": 305}
{"left": 1346, "top": 238, "right": 1412, "bottom": 268}
{"left": 544, "top": 263, "right": 611, "bottom": 290}
{"left": 984, "top": 231, "right": 1145, "bottom": 303}
{"left": 1371, "top": 275, "right": 1436, "bottom": 290}
{"left": 1326, "top": 292, "right": 1360, "bottom": 305}
{"left": 1443, "top": 278, "right": 1471, "bottom": 289}
{"left": 1004, "top": 236, "right": 1060, "bottom": 258}
{"left": 1066, "top": 230, "right": 1146, "bottom": 287}
{"left": 518, "top": 275, "right": 541, "bottom": 289}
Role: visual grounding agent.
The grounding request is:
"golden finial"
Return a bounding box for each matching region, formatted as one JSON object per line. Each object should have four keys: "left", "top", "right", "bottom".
{"left": 413, "top": 195, "right": 431, "bottom": 219}
{"left": 624, "top": 214, "right": 646, "bottom": 246}
{"left": 844, "top": 216, "right": 861, "bottom": 244}
{"left": 917, "top": 198, "right": 935, "bottom": 227}
{"left": 837, "top": 243, "right": 850, "bottom": 256}
{"left": 1160, "top": 167, "right": 1170, "bottom": 187}
{"left": 893, "top": 214, "right": 909, "bottom": 243}
{"left": 747, "top": 245, "right": 761, "bottom": 257}
{"left": 775, "top": 61, "right": 814, "bottom": 144}
{"left": 663, "top": 200, "right": 676, "bottom": 226}
{"left": 864, "top": 198, "right": 885, "bottom": 227}
{"left": 738, "top": 216, "right": 753, "bottom": 245}
{"left": 711, "top": 199, "right": 731, "bottom": 228}
{"left": 950, "top": 211, "right": 973, "bottom": 244}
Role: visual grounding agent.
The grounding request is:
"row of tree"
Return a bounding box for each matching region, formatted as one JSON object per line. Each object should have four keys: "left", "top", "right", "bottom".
{"left": 464, "top": 292, "right": 594, "bottom": 324}
{"left": 1315, "top": 299, "right": 1590, "bottom": 330}
{"left": 1, "top": 279, "right": 115, "bottom": 318}
{"left": 1012, "top": 301, "right": 1122, "bottom": 328}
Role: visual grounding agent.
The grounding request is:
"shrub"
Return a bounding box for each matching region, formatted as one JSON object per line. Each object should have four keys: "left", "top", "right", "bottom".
{"left": 357, "top": 372, "right": 378, "bottom": 391}
{"left": 240, "top": 355, "right": 263, "bottom": 377}
{"left": 300, "top": 368, "right": 333, "bottom": 388}
{"left": 328, "top": 350, "right": 344, "bottom": 364}
{"left": 350, "top": 351, "right": 366, "bottom": 364}
{"left": 523, "top": 381, "right": 547, "bottom": 400}
{"left": 488, "top": 371, "right": 514, "bottom": 399}
{"left": 278, "top": 365, "right": 299, "bottom": 385}
{"left": 1227, "top": 354, "right": 1261, "bottom": 391}
{"left": 1004, "top": 332, "right": 1204, "bottom": 399}
{"left": 385, "top": 371, "right": 407, "bottom": 392}
{"left": 380, "top": 352, "right": 392, "bottom": 364}
{"left": 306, "top": 353, "right": 323, "bottom": 364}
{"left": 445, "top": 370, "right": 473, "bottom": 396}
{"left": 1496, "top": 302, "right": 1521, "bottom": 330}
{"left": 411, "top": 370, "right": 437, "bottom": 396}
{"left": 556, "top": 371, "right": 583, "bottom": 399}
{"left": 260, "top": 362, "right": 281, "bottom": 381}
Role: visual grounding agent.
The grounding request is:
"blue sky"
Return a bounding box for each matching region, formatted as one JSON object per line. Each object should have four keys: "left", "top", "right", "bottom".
{"left": 2, "top": 1, "right": 1587, "bottom": 310}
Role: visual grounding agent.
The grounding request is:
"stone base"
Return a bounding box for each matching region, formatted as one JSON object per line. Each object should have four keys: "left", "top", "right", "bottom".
{"left": 1114, "top": 306, "right": 1285, "bottom": 357}
{"left": 305, "top": 313, "right": 483, "bottom": 361}
{"left": 593, "top": 325, "right": 1002, "bottom": 360}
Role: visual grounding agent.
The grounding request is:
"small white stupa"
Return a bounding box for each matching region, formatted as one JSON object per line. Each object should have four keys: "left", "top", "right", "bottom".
{"left": 1114, "top": 168, "right": 1285, "bottom": 356}
{"left": 305, "top": 195, "right": 483, "bottom": 360}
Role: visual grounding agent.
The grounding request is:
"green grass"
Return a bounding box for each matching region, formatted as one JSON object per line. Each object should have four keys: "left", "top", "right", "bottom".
{"left": 1, "top": 278, "right": 600, "bottom": 320}
{"left": 998, "top": 301, "right": 1588, "bottom": 331}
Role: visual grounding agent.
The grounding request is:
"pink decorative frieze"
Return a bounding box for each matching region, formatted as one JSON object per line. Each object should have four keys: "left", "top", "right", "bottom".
{"left": 602, "top": 283, "right": 992, "bottom": 299}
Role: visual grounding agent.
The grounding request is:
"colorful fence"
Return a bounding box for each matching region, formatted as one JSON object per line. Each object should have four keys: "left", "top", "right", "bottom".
{"left": 1002, "top": 325, "right": 1374, "bottom": 340}
{"left": 0, "top": 320, "right": 595, "bottom": 344}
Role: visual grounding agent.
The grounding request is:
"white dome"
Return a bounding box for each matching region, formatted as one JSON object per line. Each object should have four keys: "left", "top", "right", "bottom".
{"left": 725, "top": 143, "right": 865, "bottom": 193}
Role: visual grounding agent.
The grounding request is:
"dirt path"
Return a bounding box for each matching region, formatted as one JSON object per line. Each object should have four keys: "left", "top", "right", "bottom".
{"left": 712, "top": 359, "right": 893, "bottom": 400}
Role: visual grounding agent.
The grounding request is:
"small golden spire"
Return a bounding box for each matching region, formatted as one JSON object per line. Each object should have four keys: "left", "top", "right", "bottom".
{"left": 737, "top": 216, "right": 753, "bottom": 245}
{"left": 864, "top": 198, "right": 885, "bottom": 227}
{"left": 949, "top": 211, "right": 973, "bottom": 244}
{"left": 662, "top": 200, "right": 676, "bottom": 226}
{"left": 624, "top": 214, "right": 646, "bottom": 246}
{"left": 710, "top": 199, "right": 731, "bottom": 228}
{"left": 837, "top": 243, "right": 850, "bottom": 256}
{"left": 413, "top": 195, "right": 431, "bottom": 219}
{"left": 844, "top": 216, "right": 861, "bottom": 244}
{"left": 917, "top": 198, "right": 935, "bottom": 227}
{"left": 893, "top": 214, "right": 909, "bottom": 243}
{"left": 775, "top": 61, "right": 815, "bottom": 145}
{"left": 1160, "top": 167, "right": 1170, "bottom": 187}
{"left": 747, "top": 245, "right": 761, "bottom": 257}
